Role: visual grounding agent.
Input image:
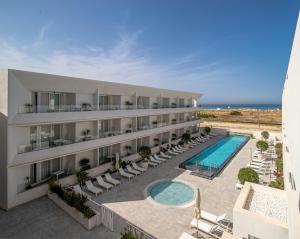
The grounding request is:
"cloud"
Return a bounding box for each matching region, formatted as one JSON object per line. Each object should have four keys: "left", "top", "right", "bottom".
{"left": 0, "top": 27, "right": 237, "bottom": 95}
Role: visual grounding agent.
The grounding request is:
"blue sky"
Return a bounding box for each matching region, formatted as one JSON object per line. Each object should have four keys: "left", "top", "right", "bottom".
{"left": 0, "top": 1, "right": 299, "bottom": 103}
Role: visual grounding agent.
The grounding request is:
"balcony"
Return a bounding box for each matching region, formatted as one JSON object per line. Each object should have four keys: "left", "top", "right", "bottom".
{"left": 12, "top": 105, "right": 201, "bottom": 126}
{"left": 18, "top": 104, "right": 194, "bottom": 114}
{"left": 11, "top": 118, "right": 202, "bottom": 167}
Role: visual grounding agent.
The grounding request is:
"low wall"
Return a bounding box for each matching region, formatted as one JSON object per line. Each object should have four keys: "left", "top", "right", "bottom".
{"left": 48, "top": 192, "right": 99, "bottom": 230}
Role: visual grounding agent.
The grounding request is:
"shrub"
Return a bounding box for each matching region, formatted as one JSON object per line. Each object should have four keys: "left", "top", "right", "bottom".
{"left": 275, "top": 158, "right": 283, "bottom": 175}
{"left": 198, "top": 113, "right": 216, "bottom": 118}
{"left": 181, "top": 132, "right": 191, "bottom": 143}
{"left": 269, "top": 177, "right": 284, "bottom": 190}
{"left": 256, "top": 140, "right": 269, "bottom": 152}
{"left": 238, "top": 168, "right": 259, "bottom": 184}
{"left": 275, "top": 143, "right": 282, "bottom": 158}
{"left": 138, "top": 146, "right": 151, "bottom": 160}
{"left": 49, "top": 181, "right": 64, "bottom": 198}
{"left": 229, "top": 111, "right": 242, "bottom": 116}
{"left": 82, "top": 206, "right": 96, "bottom": 218}
{"left": 203, "top": 126, "right": 211, "bottom": 135}
{"left": 261, "top": 131, "right": 270, "bottom": 141}
{"left": 120, "top": 226, "right": 143, "bottom": 239}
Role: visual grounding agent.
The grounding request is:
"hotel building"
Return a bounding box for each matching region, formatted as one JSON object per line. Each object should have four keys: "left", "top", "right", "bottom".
{"left": 0, "top": 69, "right": 202, "bottom": 210}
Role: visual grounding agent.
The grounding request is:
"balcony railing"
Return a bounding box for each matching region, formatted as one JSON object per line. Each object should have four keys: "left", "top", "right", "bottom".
{"left": 18, "top": 104, "right": 195, "bottom": 114}
{"left": 17, "top": 119, "right": 201, "bottom": 154}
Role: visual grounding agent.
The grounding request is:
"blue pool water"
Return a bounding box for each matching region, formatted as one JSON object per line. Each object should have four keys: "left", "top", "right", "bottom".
{"left": 148, "top": 180, "right": 194, "bottom": 206}
{"left": 183, "top": 135, "right": 248, "bottom": 169}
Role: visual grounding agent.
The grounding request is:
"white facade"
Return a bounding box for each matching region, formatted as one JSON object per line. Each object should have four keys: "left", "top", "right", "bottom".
{"left": 232, "top": 13, "right": 300, "bottom": 239}
{"left": 0, "top": 69, "right": 202, "bottom": 210}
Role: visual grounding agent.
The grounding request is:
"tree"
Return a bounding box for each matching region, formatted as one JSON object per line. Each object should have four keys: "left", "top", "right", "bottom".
{"left": 238, "top": 168, "right": 259, "bottom": 184}
{"left": 275, "top": 143, "right": 282, "bottom": 158}
{"left": 256, "top": 140, "right": 269, "bottom": 152}
{"left": 79, "top": 158, "right": 91, "bottom": 171}
{"left": 181, "top": 132, "right": 191, "bottom": 143}
{"left": 138, "top": 146, "right": 151, "bottom": 160}
{"left": 269, "top": 177, "right": 284, "bottom": 190}
{"left": 261, "top": 131, "right": 270, "bottom": 141}
{"left": 203, "top": 126, "right": 211, "bottom": 135}
{"left": 275, "top": 158, "right": 283, "bottom": 175}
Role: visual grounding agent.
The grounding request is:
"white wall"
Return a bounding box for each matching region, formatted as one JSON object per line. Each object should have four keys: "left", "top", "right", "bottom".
{"left": 282, "top": 13, "right": 300, "bottom": 239}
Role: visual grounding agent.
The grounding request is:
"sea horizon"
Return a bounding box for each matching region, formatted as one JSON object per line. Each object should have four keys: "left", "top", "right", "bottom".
{"left": 200, "top": 103, "right": 282, "bottom": 110}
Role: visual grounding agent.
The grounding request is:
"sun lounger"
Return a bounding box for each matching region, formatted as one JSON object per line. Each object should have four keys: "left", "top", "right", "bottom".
{"left": 175, "top": 145, "right": 186, "bottom": 152}
{"left": 105, "top": 173, "right": 121, "bottom": 186}
{"left": 119, "top": 168, "right": 134, "bottom": 180}
{"left": 154, "top": 154, "right": 167, "bottom": 162}
{"left": 148, "top": 161, "right": 158, "bottom": 167}
{"left": 160, "top": 151, "right": 172, "bottom": 159}
{"left": 73, "top": 185, "right": 91, "bottom": 199}
{"left": 132, "top": 162, "right": 147, "bottom": 172}
{"left": 201, "top": 211, "right": 226, "bottom": 224}
{"left": 126, "top": 165, "right": 141, "bottom": 176}
{"left": 85, "top": 180, "right": 103, "bottom": 196}
{"left": 177, "top": 145, "right": 189, "bottom": 151}
{"left": 190, "top": 219, "right": 223, "bottom": 239}
{"left": 172, "top": 147, "right": 183, "bottom": 153}
{"left": 168, "top": 149, "right": 179, "bottom": 155}
{"left": 179, "top": 232, "right": 197, "bottom": 239}
{"left": 150, "top": 156, "right": 163, "bottom": 164}
{"left": 96, "top": 176, "right": 113, "bottom": 191}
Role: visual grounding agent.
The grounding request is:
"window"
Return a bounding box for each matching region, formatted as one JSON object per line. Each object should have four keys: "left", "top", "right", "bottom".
{"left": 30, "top": 164, "right": 37, "bottom": 184}
{"left": 41, "top": 160, "right": 51, "bottom": 180}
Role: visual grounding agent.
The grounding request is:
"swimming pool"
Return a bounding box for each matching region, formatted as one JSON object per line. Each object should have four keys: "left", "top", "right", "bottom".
{"left": 147, "top": 180, "right": 194, "bottom": 207}
{"left": 180, "top": 135, "right": 249, "bottom": 179}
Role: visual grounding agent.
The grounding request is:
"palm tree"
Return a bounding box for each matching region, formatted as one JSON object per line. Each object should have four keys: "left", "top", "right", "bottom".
{"left": 181, "top": 133, "right": 191, "bottom": 144}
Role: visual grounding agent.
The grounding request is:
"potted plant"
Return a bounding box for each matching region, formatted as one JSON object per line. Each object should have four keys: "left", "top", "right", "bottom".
{"left": 152, "top": 102, "right": 158, "bottom": 109}
{"left": 79, "top": 158, "right": 91, "bottom": 171}
{"left": 172, "top": 119, "right": 177, "bottom": 124}
{"left": 171, "top": 102, "right": 177, "bottom": 108}
{"left": 125, "top": 101, "right": 133, "bottom": 109}
{"left": 81, "top": 103, "right": 92, "bottom": 111}
{"left": 172, "top": 133, "right": 177, "bottom": 140}
{"left": 24, "top": 103, "right": 33, "bottom": 113}
{"left": 124, "top": 145, "right": 132, "bottom": 156}
{"left": 76, "top": 170, "right": 90, "bottom": 187}
{"left": 139, "top": 146, "right": 151, "bottom": 169}
{"left": 24, "top": 176, "right": 32, "bottom": 190}
{"left": 153, "top": 138, "right": 160, "bottom": 146}
{"left": 152, "top": 120, "right": 158, "bottom": 127}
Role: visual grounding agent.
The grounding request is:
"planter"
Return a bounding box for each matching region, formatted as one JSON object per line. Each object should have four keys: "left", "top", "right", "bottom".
{"left": 48, "top": 192, "right": 99, "bottom": 230}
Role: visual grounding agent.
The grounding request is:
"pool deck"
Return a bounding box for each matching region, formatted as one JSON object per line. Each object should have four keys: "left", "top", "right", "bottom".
{"left": 0, "top": 136, "right": 256, "bottom": 239}
{"left": 92, "top": 136, "right": 256, "bottom": 239}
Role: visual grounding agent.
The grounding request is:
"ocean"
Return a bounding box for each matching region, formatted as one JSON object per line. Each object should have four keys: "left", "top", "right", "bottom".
{"left": 200, "top": 103, "right": 282, "bottom": 110}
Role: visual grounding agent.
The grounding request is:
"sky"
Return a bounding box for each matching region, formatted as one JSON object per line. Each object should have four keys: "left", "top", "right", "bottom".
{"left": 0, "top": 1, "right": 299, "bottom": 104}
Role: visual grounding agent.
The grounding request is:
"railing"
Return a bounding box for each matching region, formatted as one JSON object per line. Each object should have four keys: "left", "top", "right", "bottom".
{"left": 89, "top": 201, "right": 156, "bottom": 239}
{"left": 18, "top": 104, "right": 196, "bottom": 114}
{"left": 17, "top": 119, "right": 202, "bottom": 154}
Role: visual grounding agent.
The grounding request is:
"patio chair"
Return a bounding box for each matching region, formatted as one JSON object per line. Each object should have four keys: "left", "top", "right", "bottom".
{"left": 73, "top": 185, "right": 91, "bottom": 199}
{"left": 105, "top": 173, "right": 121, "bottom": 186}
{"left": 179, "top": 232, "right": 197, "bottom": 239}
{"left": 160, "top": 151, "right": 172, "bottom": 159}
{"left": 190, "top": 219, "right": 223, "bottom": 239}
{"left": 85, "top": 180, "right": 103, "bottom": 196}
{"left": 154, "top": 154, "right": 167, "bottom": 162}
{"left": 168, "top": 149, "right": 179, "bottom": 155}
{"left": 96, "top": 176, "right": 113, "bottom": 191}
{"left": 119, "top": 168, "right": 134, "bottom": 180}
{"left": 172, "top": 147, "right": 183, "bottom": 153}
{"left": 149, "top": 156, "right": 163, "bottom": 164}
{"left": 126, "top": 165, "right": 141, "bottom": 176}
{"left": 201, "top": 211, "right": 226, "bottom": 224}
{"left": 132, "top": 162, "right": 147, "bottom": 172}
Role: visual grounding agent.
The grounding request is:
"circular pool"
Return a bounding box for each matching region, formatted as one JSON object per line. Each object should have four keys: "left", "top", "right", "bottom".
{"left": 147, "top": 180, "right": 195, "bottom": 207}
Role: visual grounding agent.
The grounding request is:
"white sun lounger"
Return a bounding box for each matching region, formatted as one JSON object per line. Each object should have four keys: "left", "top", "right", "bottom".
{"left": 190, "top": 219, "right": 222, "bottom": 239}
{"left": 126, "top": 165, "right": 141, "bottom": 176}
{"left": 149, "top": 156, "right": 163, "bottom": 164}
{"left": 96, "top": 176, "right": 113, "bottom": 191}
{"left": 201, "top": 211, "right": 226, "bottom": 224}
{"left": 154, "top": 154, "right": 167, "bottom": 162}
{"left": 160, "top": 151, "right": 172, "bottom": 159}
{"left": 85, "top": 180, "right": 103, "bottom": 196}
{"left": 168, "top": 149, "right": 179, "bottom": 155}
{"left": 171, "top": 147, "right": 182, "bottom": 153}
{"left": 178, "top": 145, "right": 189, "bottom": 151}
{"left": 119, "top": 168, "right": 134, "bottom": 180}
{"left": 73, "top": 185, "right": 91, "bottom": 199}
{"left": 179, "top": 232, "right": 197, "bottom": 239}
{"left": 132, "top": 162, "right": 147, "bottom": 172}
{"left": 175, "top": 145, "right": 186, "bottom": 152}
{"left": 105, "top": 173, "right": 121, "bottom": 186}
